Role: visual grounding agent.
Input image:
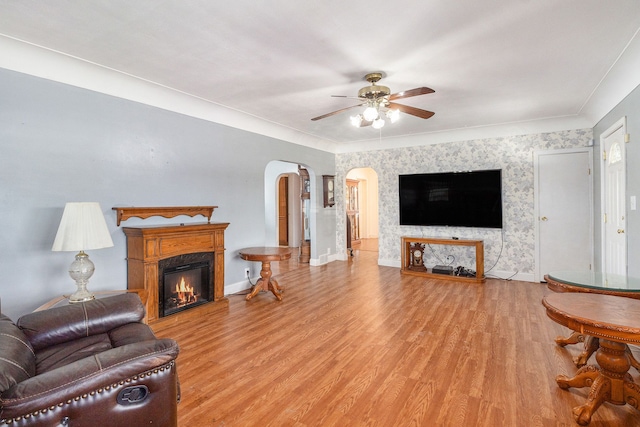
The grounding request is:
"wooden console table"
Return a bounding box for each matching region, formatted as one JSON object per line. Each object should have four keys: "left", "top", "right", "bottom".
{"left": 400, "top": 236, "right": 485, "bottom": 283}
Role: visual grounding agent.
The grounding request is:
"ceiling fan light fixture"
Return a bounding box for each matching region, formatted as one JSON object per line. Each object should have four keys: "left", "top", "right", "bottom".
{"left": 350, "top": 114, "right": 364, "bottom": 127}
{"left": 386, "top": 109, "right": 400, "bottom": 123}
{"left": 311, "top": 73, "right": 435, "bottom": 127}
{"left": 372, "top": 117, "right": 385, "bottom": 129}
{"left": 363, "top": 105, "right": 379, "bottom": 122}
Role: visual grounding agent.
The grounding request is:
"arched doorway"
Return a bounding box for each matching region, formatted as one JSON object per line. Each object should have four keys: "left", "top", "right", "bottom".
{"left": 346, "top": 167, "right": 379, "bottom": 254}
{"left": 264, "top": 160, "right": 317, "bottom": 262}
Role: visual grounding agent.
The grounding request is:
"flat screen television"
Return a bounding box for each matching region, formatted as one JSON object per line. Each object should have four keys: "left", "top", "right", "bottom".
{"left": 399, "top": 169, "right": 503, "bottom": 228}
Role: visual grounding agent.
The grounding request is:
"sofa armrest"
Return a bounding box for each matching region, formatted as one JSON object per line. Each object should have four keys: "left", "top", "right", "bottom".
{"left": 17, "top": 294, "right": 145, "bottom": 351}
{"left": 0, "top": 338, "right": 179, "bottom": 418}
{"left": 0, "top": 315, "right": 36, "bottom": 394}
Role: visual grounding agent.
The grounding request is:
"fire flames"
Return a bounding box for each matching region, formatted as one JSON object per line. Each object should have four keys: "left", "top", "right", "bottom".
{"left": 173, "top": 277, "right": 198, "bottom": 307}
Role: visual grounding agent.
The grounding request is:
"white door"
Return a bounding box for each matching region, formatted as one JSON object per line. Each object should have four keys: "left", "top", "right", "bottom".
{"left": 535, "top": 149, "right": 593, "bottom": 281}
{"left": 601, "top": 118, "right": 627, "bottom": 275}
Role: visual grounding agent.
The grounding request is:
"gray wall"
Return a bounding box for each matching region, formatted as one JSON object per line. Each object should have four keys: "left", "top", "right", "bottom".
{"left": 593, "top": 83, "right": 640, "bottom": 276}
{"left": 0, "top": 68, "right": 335, "bottom": 319}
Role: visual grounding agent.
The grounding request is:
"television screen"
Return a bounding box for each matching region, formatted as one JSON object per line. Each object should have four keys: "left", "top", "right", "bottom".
{"left": 399, "top": 169, "right": 502, "bottom": 228}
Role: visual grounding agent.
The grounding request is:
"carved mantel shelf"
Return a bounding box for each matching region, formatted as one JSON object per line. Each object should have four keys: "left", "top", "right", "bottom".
{"left": 112, "top": 206, "right": 217, "bottom": 226}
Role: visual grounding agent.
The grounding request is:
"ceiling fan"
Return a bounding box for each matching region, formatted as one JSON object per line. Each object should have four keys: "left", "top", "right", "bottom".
{"left": 311, "top": 72, "right": 435, "bottom": 129}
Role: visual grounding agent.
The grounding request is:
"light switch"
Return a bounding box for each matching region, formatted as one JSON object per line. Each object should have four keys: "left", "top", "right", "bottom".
{"left": 631, "top": 196, "right": 637, "bottom": 211}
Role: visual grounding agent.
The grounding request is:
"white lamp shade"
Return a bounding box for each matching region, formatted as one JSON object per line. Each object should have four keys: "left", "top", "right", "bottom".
{"left": 52, "top": 202, "right": 114, "bottom": 252}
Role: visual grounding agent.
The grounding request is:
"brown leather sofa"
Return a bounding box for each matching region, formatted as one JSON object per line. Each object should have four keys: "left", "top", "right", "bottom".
{"left": 0, "top": 293, "right": 179, "bottom": 426}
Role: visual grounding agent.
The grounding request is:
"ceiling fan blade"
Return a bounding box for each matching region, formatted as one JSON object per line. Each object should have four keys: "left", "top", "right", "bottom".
{"left": 388, "top": 102, "right": 435, "bottom": 119}
{"left": 311, "top": 104, "right": 362, "bottom": 121}
{"left": 331, "top": 95, "right": 362, "bottom": 100}
{"left": 389, "top": 87, "right": 435, "bottom": 101}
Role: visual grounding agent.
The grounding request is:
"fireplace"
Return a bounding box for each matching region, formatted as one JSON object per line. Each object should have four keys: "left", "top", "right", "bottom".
{"left": 122, "top": 222, "right": 229, "bottom": 323}
{"left": 159, "top": 252, "right": 214, "bottom": 317}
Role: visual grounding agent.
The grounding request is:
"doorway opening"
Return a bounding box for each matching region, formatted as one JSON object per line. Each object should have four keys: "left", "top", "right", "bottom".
{"left": 346, "top": 167, "right": 379, "bottom": 256}
{"left": 265, "top": 160, "right": 317, "bottom": 268}
{"left": 277, "top": 175, "right": 289, "bottom": 246}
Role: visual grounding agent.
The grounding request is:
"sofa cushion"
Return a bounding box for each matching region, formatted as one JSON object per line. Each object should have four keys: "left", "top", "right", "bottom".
{"left": 35, "top": 333, "right": 112, "bottom": 374}
{"left": 33, "top": 323, "right": 158, "bottom": 374}
{"left": 108, "top": 322, "right": 158, "bottom": 347}
{"left": 0, "top": 314, "right": 36, "bottom": 393}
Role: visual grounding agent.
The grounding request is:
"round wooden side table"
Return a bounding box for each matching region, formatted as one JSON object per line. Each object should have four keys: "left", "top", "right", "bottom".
{"left": 542, "top": 292, "right": 640, "bottom": 425}
{"left": 238, "top": 247, "right": 292, "bottom": 301}
{"left": 546, "top": 271, "right": 640, "bottom": 368}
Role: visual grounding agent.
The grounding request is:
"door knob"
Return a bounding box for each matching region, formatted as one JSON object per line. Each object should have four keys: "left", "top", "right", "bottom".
{"left": 540, "top": 216, "right": 548, "bottom": 221}
{"left": 617, "top": 229, "right": 625, "bottom": 234}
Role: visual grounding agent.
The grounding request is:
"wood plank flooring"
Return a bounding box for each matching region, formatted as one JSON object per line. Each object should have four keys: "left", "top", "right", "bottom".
{"left": 152, "top": 248, "right": 640, "bottom": 426}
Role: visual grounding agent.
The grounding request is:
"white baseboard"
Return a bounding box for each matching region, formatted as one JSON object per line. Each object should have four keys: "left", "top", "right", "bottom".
{"left": 376, "top": 259, "right": 536, "bottom": 283}
{"left": 378, "top": 258, "right": 399, "bottom": 268}
{"left": 335, "top": 253, "right": 349, "bottom": 261}
{"left": 485, "top": 270, "right": 536, "bottom": 282}
{"left": 310, "top": 253, "right": 338, "bottom": 266}
{"left": 224, "top": 259, "right": 537, "bottom": 297}
{"left": 224, "top": 279, "right": 252, "bottom": 297}
{"left": 225, "top": 254, "right": 342, "bottom": 296}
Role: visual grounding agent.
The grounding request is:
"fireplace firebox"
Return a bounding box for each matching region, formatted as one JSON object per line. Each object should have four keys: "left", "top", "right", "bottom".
{"left": 158, "top": 252, "right": 214, "bottom": 317}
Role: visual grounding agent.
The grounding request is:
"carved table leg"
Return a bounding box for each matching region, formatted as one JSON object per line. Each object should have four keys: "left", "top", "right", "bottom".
{"left": 269, "top": 277, "right": 283, "bottom": 301}
{"left": 627, "top": 346, "right": 640, "bottom": 372}
{"left": 556, "top": 365, "right": 599, "bottom": 390}
{"left": 623, "top": 381, "right": 640, "bottom": 411}
{"left": 556, "top": 339, "right": 639, "bottom": 426}
{"left": 556, "top": 331, "right": 586, "bottom": 347}
{"left": 246, "top": 278, "right": 265, "bottom": 300}
{"left": 574, "top": 336, "right": 600, "bottom": 368}
{"left": 556, "top": 332, "right": 599, "bottom": 368}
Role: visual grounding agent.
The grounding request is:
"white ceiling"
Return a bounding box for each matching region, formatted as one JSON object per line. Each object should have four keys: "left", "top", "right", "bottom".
{"left": 1, "top": 1, "right": 640, "bottom": 153}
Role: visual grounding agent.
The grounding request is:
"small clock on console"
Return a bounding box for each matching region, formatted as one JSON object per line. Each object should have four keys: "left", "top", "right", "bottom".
{"left": 408, "top": 242, "right": 427, "bottom": 271}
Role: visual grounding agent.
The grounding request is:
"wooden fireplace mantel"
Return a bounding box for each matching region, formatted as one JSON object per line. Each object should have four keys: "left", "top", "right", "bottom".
{"left": 112, "top": 206, "right": 218, "bottom": 226}
{"left": 122, "top": 222, "right": 229, "bottom": 323}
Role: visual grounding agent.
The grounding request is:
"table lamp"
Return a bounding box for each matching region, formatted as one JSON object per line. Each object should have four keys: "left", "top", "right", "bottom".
{"left": 51, "top": 202, "right": 114, "bottom": 303}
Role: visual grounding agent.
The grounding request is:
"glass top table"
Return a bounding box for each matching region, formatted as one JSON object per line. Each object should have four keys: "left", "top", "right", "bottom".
{"left": 545, "top": 270, "right": 640, "bottom": 370}
{"left": 546, "top": 271, "right": 640, "bottom": 294}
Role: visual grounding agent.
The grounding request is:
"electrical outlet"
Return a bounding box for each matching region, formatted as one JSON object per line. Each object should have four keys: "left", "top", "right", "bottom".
{"left": 244, "top": 268, "right": 250, "bottom": 278}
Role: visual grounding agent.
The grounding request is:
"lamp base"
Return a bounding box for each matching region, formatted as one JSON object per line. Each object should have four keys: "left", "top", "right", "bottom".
{"left": 68, "top": 290, "right": 96, "bottom": 304}
{"left": 68, "top": 251, "right": 96, "bottom": 304}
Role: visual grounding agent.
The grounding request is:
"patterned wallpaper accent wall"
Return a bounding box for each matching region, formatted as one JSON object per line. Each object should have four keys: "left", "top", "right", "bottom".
{"left": 336, "top": 129, "right": 592, "bottom": 281}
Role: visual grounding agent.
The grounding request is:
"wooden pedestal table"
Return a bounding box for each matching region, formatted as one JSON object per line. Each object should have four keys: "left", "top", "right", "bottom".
{"left": 239, "top": 247, "right": 292, "bottom": 301}
{"left": 546, "top": 271, "right": 640, "bottom": 368}
{"left": 542, "top": 292, "right": 640, "bottom": 425}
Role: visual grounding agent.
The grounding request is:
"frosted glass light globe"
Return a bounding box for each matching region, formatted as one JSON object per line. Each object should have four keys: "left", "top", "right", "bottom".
{"left": 363, "top": 106, "right": 378, "bottom": 122}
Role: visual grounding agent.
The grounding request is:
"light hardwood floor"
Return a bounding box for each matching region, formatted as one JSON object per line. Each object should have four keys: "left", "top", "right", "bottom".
{"left": 152, "top": 247, "right": 640, "bottom": 426}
